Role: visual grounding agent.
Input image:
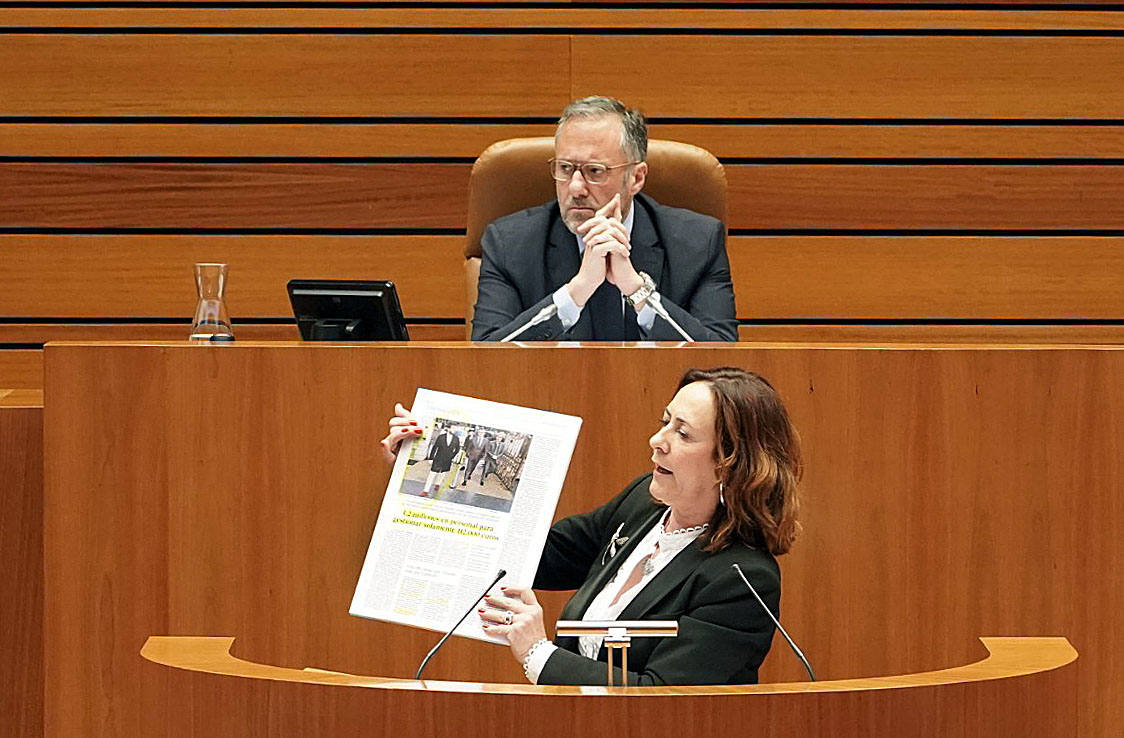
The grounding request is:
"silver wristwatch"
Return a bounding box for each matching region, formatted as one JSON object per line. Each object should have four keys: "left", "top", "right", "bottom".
{"left": 625, "top": 271, "right": 657, "bottom": 308}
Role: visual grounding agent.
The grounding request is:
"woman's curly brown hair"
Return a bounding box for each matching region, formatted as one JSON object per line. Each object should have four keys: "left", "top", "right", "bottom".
{"left": 679, "top": 368, "right": 802, "bottom": 556}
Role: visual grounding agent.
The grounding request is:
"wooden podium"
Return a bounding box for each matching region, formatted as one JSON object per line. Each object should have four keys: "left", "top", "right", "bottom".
{"left": 42, "top": 342, "right": 1109, "bottom": 736}
{"left": 137, "top": 635, "right": 1074, "bottom": 737}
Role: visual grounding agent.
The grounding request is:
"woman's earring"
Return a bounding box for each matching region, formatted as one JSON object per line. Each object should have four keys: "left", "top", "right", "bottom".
{"left": 718, "top": 481, "right": 725, "bottom": 506}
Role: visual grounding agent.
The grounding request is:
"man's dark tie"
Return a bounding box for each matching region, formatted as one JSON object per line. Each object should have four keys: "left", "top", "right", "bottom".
{"left": 587, "top": 281, "right": 625, "bottom": 340}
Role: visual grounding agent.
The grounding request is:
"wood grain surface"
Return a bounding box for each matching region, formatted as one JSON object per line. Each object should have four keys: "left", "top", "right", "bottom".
{"left": 735, "top": 236, "right": 1124, "bottom": 319}
{"left": 5, "top": 8, "right": 1124, "bottom": 30}
{"left": 0, "top": 404, "right": 43, "bottom": 738}
{"left": 41, "top": 343, "right": 1123, "bottom": 736}
{"left": 0, "top": 324, "right": 462, "bottom": 343}
{"left": 3, "top": 235, "right": 1122, "bottom": 321}
{"left": 733, "top": 324, "right": 1124, "bottom": 344}
{"left": 0, "top": 163, "right": 471, "bottom": 229}
{"left": 0, "top": 235, "right": 465, "bottom": 318}
{"left": 0, "top": 35, "right": 569, "bottom": 117}
{"left": 725, "top": 165, "right": 1124, "bottom": 230}
{"left": 0, "top": 351, "right": 43, "bottom": 390}
{"left": 574, "top": 36, "right": 1124, "bottom": 118}
{"left": 5, "top": 164, "right": 1124, "bottom": 230}
{"left": 6, "top": 123, "right": 1124, "bottom": 158}
{"left": 147, "top": 632, "right": 1078, "bottom": 686}
{"left": 3, "top": 33, "right": 1123, "bottom": 118}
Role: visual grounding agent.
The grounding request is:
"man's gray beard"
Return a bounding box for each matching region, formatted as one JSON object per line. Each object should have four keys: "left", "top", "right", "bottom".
{"left": 560, "top": 208, "right": 590, "bottom": 235}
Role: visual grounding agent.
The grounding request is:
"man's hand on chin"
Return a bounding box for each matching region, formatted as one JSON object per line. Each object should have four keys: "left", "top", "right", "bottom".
{"left": 567, "top": 195, "right": 631, "bottom": 307}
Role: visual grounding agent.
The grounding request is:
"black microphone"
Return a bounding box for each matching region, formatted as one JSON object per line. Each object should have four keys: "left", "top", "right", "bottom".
{"left": 732, "top": 563, "right": 816, "bottom": 681}
{"left": 414, "top": 568, "right": 506, "bottom": 680}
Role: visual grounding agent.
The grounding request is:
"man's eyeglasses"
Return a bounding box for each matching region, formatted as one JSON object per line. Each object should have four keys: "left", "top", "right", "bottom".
{"left": 549, "top": 159, "right": 638, "bottom": 185}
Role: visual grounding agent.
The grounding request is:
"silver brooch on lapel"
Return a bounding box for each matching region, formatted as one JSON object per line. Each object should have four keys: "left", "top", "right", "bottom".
{"left": 601, "top": 522, "right": 630, "bottom": 565}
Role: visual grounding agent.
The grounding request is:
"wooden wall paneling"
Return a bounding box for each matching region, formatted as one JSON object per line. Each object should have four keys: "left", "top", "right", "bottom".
{"left": 0, "top": 324, "right": 462, "bottom": 344}
{"left": 0, "top": 351, "right": 43, "bottom": 390}
{"left": 5, "top": 8, "right": 1124, "bottom": 31}
{"left": 655, "top": 125, "right": 1124, "bottom": 159}
{"left": 728, "top": 236, "right": 1124, "bottom": 320}
{"left": 573, "top": 36, "right": 1124, "bottom": 118}
{"left": 0, "top": 400, "right": 43, "bottom": 738}
{"left": 42, "top": 344, "right": 1124, "bottom": 736}
{"left": 734, "top": 324, "right": 1124, "bottom": 344}
{"left": 0, "top": 235, "right": 465, "bottom": 319}
{"left": 6, "top": 164, "right": 1124, "bottom": 230}
{"left": 0, "top": 34, "right": 570, "bottom": 117}
{"left": 0, "top": 124, "right": 557, "bottom": 158}
{"left": 6, "top": 124, "right": 1124, "bottom": 159}
{"left": 3, "top": 33, "right": 1123, "bottom": 118}
{"left": 6, "top": 235, "right": 1122, "bottom": 323}
{"left": 589, "top": 0, "right": 1124, "bottom": 5}
{"left": 726, "top": 165, "right": 1124, "bottom": 230}
{"left": 0, "top": 163, "right": 470, "bottom": 230}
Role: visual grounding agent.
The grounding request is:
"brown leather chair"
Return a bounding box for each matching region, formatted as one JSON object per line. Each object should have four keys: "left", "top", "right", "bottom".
{"left": 463, "top": 137, "right": 727, "bottom": 337}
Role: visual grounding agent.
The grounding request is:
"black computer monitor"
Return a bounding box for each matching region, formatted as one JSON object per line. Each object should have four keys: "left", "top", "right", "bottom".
{"left": 287, "top": 279, "right": 409, "bottom": 341}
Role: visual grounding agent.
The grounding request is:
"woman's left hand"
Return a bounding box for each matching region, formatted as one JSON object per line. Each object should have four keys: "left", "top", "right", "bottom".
{"left": 479, "top": 585, "right": 548, "bottom": 662}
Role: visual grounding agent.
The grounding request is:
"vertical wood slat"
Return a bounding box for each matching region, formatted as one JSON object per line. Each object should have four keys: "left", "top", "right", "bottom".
{"left": 0, "top": 403, "right": 43, "bottom": 738}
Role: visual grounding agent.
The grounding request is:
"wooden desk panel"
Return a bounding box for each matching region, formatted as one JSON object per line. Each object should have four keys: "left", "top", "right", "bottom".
{"left": 0, "top": 400, "right": 43, "bottom": 738}
{"left": 42, "top": 343, "right": 1123, "bottom": 736}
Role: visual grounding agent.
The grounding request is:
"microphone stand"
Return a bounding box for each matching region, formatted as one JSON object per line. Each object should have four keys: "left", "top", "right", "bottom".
{"left": 646, "top": 293, "right": 694, "bottom": 342}
{"left": 500, "top": 304, "right": 558, "bottom": 343}
{"left": 732, "top": 563, "right": 816, "bottom": 681}
{"left": 414, "top": 568, "right": 506, "bottom": 680}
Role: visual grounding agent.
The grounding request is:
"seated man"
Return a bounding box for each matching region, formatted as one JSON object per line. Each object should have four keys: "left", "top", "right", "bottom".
{"left": 470, "top": 96, "right": 738, "bottom": 342}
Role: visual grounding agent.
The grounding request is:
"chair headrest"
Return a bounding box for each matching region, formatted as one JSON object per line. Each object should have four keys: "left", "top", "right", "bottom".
{"left": 464, "top": 138, "right": 726, "bottom": 258}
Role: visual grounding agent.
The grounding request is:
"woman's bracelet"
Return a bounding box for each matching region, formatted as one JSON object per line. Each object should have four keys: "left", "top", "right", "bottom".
{"left": 522, "top": 638, "right": 552, "bottom": 679}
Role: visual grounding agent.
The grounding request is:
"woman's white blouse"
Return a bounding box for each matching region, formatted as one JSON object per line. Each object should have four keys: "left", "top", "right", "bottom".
{"left": 524, "top": 512, "right": 706, "bottom": 684}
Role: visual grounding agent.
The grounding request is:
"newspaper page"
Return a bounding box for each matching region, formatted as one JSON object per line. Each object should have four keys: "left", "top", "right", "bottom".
{"left": 350, "top": 388, "right": 582, "bottom": 644}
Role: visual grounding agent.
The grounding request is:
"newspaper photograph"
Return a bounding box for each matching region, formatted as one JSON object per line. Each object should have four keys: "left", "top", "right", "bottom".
{"left": 350, "top": 388, "right": 582, "bottom": 644}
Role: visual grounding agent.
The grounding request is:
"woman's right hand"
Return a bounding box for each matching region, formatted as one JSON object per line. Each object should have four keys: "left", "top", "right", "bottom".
{"left": 379, "top": 402, "right": 422, "bottom": 464}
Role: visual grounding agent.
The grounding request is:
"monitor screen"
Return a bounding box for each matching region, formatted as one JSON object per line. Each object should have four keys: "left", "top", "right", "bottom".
{"left": 287, "top": 279, "right": 409, "bottom": 341}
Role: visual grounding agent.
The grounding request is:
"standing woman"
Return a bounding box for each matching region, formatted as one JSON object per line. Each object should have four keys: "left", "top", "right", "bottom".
{"left": 381, "top": 367, "right": 801, "bottom": 685}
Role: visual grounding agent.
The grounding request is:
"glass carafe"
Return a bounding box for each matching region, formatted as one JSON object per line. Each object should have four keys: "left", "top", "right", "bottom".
{"left": 190, "top": 263, "right": 235, "bottom": 341}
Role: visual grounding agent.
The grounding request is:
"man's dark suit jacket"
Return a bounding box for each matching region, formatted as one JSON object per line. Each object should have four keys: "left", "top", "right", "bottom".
{"left": 471, "top": 193, "right": 738, "bottom": 342}
{"left": 428, "top": 432, "right": 461, "bottom": 474}
{"left": 532, "top": 475, "right": 780, "bottom": 686}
